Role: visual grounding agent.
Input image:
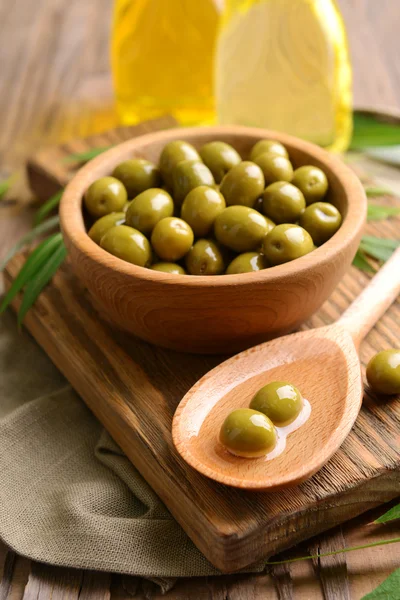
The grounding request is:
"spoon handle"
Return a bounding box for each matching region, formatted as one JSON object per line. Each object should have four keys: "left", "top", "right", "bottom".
{"left": 338, "top": 246, "right": 400, "bottom": 347}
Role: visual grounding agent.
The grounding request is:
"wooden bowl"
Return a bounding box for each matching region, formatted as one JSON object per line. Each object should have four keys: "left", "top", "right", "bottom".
{"left": 60, "top": 126, "right": 366, "bottom": 354}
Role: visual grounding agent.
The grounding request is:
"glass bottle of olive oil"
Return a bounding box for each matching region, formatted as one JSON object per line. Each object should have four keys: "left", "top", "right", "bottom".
{"left": 215, "top": 0, "right": 352, "bottom": 152}
{"left": 111, "top": 0, "right": 222, "bottom": 126}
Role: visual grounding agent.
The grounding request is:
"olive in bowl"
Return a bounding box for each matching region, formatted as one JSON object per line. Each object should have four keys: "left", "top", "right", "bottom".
{"left": 172, "top": 159, "right": 215, "bottom": 206}
{"left": 214, "top": 206, "right": 273, "bottom": 253}
{"left": 262, "top": 224, "right": 314, "bottom": 266}
{"left": 254, "top": 153, "right": 293, "bottom": 185}
{"left": 84, "top": 177, "right": 127, "bottom": 218}
{"left": 220, "top": 161, "right": 265, "bottom": 208}
{"left": 292, "top": 165, "right": 328, "bottom": 204}
{"left": 199, "top": 141, "right": 241, "bottom": 183}
{"left": 250, "top": 139, "right": 289, "bottom": 161}
{"left": 112, "top": 158, "right": 161, "bottom": 197}
{"left": 159, "top": 140, "right": 201, "bottom": 187}
{"left": 125, "top": 188, "right": 174, "bottom": 234}
{"left": 299, "top": 202, "right": 342, "bottom": 246}
{"left": 181, "top": 186, "right": 226, "bottom": 237}
{"left": 151, "top": 217, "right": 194, "bottom": 262}
{"left": 262, "top": 182, "right": 305, "bottom": 224}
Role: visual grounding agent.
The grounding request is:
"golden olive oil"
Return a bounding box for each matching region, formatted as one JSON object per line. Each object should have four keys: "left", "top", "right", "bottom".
{"left": 111, "top": 0, "right": 221, "bottom": 126}
{"left": 215, "top": 0, "right": 352, "bottom": 152}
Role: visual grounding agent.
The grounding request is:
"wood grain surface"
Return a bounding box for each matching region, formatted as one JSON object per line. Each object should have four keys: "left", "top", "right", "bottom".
{"left": 1, "top": 0, "right": 400, "bottom": 597}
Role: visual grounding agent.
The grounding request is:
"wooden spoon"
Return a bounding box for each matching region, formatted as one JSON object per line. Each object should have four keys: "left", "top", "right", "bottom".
{"left": 172, "top": 248, "right": 400, "bottom": 490}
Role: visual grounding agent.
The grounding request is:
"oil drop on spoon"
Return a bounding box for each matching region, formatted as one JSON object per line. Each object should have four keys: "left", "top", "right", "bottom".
{"left": 261, "top": 398, "right": 311, "bottom": 461}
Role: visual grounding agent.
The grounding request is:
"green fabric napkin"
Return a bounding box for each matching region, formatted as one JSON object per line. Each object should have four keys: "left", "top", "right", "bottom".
{"left": 0, "top": 311, "right": 263, "bottom": 591}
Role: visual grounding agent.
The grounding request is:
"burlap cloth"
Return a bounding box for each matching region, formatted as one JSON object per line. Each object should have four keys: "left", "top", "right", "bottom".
{"left": 0, "top": 310, "right": 265, "bottom": 591}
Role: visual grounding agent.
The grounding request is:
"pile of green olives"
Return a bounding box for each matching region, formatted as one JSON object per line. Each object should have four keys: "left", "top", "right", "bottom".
{"left": 220, "top": 381, "right": 304, "bottom": 458}
{"left": 84, "top": 139, "right": 342, "bottom": 275}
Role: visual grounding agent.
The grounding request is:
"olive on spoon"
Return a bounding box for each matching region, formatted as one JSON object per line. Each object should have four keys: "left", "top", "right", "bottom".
{"left": 172, "top": 248, "right": 400, "bottom": 490}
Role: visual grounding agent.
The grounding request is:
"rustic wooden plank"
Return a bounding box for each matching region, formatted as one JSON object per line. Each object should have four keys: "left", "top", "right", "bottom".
{"left": 109, "top": 574, "right": 141, "bottom": 600}
{"left": 0, "top": 544, "right": 30, "bottom": 600}
{"left": 0, "top": 552, "right": 16, "bottom": 600}
{"left": 308, "top": 529, "right": 350, "bottom": 600}
{"left": 269, "top": 563, "right": 293, "bottom": 600}
{"left": 136, "top": 573, "right": 279, "bottom": 600}
{"left": 22, "top": 563, "right": 83, "bottom": 600}
{"left": 79, "top": 571, "right": 111, "bottom": 600}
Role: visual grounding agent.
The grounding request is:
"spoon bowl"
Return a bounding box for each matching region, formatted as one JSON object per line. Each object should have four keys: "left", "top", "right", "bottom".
{"left": 173, "top": 248, "right": 400, "bottom": 489}
{"left": 173, "top": 325, "right": 361, "bottom": 489}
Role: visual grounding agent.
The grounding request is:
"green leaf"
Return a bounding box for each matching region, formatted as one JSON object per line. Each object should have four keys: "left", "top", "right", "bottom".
{"left": 0, "top": 175, "right": 13, "bottom": 200}
{"left": 352, "top": 249, "right": 376, "bottom": 273}
{"left": 375, "top": 503, "right": 400, "bottom": 524}
{"left": 360, "top": 242, "right": 395, "bottom": 263}
{"left": 359, "top": 236, "right": 400, "bottom": 263}
{"left": 365, "top": 186, "right": 395, "bottom": 198}
{"left": 18, "top": 241, "right": 67, "bottom": 325}
{"left": 367, "top": 204, "right": 400, "bottom": 221}
{"left": 0, "top": 215, "right": 60, "bottom": 272}
{"left": 266, "top": 536, "right": 400, "bottom": 566}
{"left": 361, "top": 568, "right": 400, "bottom": 599}
{"left": 33, "top": 190, "right": 63, "bottom": 226}
{"left": 0, "top": 233, "right": 63, "bottom": 314}
{"left": 362, "top": 236, "right": 400, "bottom": 249}
{"left": 366, "top": 146, "right": 400, "bottom": 167}
{"left": 63, "top": 146, "right": 111, "bottom": 163}
{"left": 351, "top": 112, "right": 400, "bottom": 150}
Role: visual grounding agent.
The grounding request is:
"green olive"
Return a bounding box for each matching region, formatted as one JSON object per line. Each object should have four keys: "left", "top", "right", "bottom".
{"left": 125, "top": 188, "right": 174, "bottom": 234}
{"left": 292, "top": 165, "right": 328, "bottom": 204}
{"left": 219, "top": 409, "right": 277, "bottom": 458}
{"left": 159, "top": 140, "right": 201, "bottom": 187}
{"left": 100, "top": 225, "right": 151, "bottom": 267}
{"left": 366, "top": 350, "right": 400, "bottom": 395}
{"left": 150, "top": 262, "right": 186, "bottom": 274}
{"left": 88, "top": 212, "right": 126, "bottom": 245}
{"left": 254, "top": 153, "right": 294, "bottom": 185}
{"left": 299, "top": 202, "right": 342, "bottom": 245}
{"left": 250, "top": 381, "right": 303, "bottom": 425}
{"left": 262, "top": 182, "right": 306, "bottom": 224}
{"left": 181, "top": 185, "right": 226, "bottom": 237}
{"left": 214, "top": 206, "right": 273, "bottom": 253}
{"left": 262, "top": 224, "right": 314, "bottom": 266}
{"left": 151, "top": 217, "right": 194, "bottom": 261}
{"left": 112, "top": 159, "right": 161, "bottom": 198}
{"left": 185, "top": 239, "right": 225, "bottom": 275}
{"left": 84, "top": 177, "right": 128, "bottom": 218}
{"left": 220, "top": 161, "right": 265, "bottom": 208}
{"left": 199, "top": 141, "right": 241, "bottom": 183}
{"left": 172, "top": 160, "right": 215, "bottom": 206}
{"left": 250, "top": 139, "right": 289, "bottom": 161}
{"left": 226, "top": 252, "right": 266, "bottom": 274}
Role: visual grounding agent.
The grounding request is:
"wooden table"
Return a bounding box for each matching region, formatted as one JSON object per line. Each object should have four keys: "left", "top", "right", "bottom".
{"left": 0, "top": 1, "right": 399, "bottom": 597}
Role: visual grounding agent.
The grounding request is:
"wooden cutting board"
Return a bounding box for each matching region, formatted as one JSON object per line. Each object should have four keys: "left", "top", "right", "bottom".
{"left": 5, "top": 117, "right": 400, "bottom": 573}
